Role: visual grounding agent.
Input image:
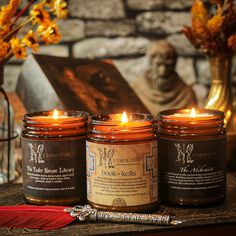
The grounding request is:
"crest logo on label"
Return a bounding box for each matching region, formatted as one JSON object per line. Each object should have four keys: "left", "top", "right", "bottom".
{"left": 28, "top": 143, "right": 45, "bottom": 164}
{"left": 98, "top": 147, "right": 115, "bottom": 168}
{"left": 175, "top": 143, "right": 194, "bottom": 164}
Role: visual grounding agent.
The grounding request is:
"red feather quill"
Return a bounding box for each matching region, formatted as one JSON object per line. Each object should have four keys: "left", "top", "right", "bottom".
{"left": 0, "top": 205, "right": 76, "bottom": 230}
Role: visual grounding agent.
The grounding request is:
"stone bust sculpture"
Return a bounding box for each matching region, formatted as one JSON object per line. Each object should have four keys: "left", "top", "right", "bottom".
{"left": 132, "top": 40, "right": 197, "bottom": 114}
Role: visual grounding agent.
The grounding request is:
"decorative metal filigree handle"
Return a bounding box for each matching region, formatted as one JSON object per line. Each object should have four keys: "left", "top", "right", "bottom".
{"left": 64, "top": 205, "right": 97, "bottom": 221}
{"left": 64, "top": 205, "right": 182, "bottom": 226}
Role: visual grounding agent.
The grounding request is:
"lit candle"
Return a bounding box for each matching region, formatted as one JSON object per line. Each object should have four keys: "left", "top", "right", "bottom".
{"left": 86, "top": 112, "right": 158, "bottom": 212}
{"left": 21, "top": 109, "right": 88, "bottom": 205}
{"left": 53, "top": 109, "right": 59, "bottom": 119}
{"left": 121, "top": 111, "right": 128, "bottom": 123}
{"left": 167, "top": 108, "right": 213, "bottom": 119}
{"left": 158, "top": 108, "right": 226, "bottom": 206}
{"left": 32, "top": 109, "right": 79, "bottom": 124}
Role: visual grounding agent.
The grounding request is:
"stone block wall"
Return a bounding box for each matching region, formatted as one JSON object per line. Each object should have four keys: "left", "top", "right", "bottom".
{"left": 3, "top": 0, "right": 236, "bottom": 104}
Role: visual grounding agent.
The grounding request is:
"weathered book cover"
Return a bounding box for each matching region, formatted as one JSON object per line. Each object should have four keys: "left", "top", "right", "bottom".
{"left": 16, "top": 54, "right": 148, "bottom": 114}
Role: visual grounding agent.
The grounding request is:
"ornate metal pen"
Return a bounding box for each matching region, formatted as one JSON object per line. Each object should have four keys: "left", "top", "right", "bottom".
{"left": 65, "top": 205, "right": 181, "bottom": 226}
{"left": 0, "top": 205, "right": 181, "bottom": 230}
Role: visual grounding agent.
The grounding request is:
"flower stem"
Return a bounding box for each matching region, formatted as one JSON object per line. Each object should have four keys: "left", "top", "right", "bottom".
{"left": 4, "top": 18, "right": 33, "bottom": 41}
{"left": 10, "top": 0, "right": 34, "bottom": 29}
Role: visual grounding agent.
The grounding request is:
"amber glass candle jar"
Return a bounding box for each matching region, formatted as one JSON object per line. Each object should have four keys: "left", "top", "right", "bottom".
{"left": 21, "top": 110, "right": 88, "bottom": 205}
{"left": 86, "top": 113, "right": 158, "bottom": 212}
{"left": 158, "top": 108, "right": 226, "bottom": 206}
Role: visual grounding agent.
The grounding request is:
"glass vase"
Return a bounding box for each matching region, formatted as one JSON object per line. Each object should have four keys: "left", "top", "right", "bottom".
{"left": 0, "top": 65, "right": 17, "bottom": 183}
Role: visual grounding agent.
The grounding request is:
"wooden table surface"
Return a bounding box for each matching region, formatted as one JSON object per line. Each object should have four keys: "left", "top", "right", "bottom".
{"left": 0, "top": 173, "right": 236, "bottom": 236}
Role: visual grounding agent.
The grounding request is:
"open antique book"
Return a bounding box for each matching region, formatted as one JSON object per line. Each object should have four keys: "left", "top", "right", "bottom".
{"left": 16, "top": 54, "right": 148, "bottom": 114}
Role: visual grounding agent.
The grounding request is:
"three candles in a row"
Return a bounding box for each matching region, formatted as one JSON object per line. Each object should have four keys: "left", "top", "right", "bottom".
{"left": 21, "top": 108, "right": 226, "bottom": 211}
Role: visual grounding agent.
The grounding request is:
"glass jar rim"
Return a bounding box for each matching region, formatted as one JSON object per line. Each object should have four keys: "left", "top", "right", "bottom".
{"left": 158, "top": 108, "right": 224, "bottom": 123}
{"left": 24, "top": 110, "right": 89, "bottom": 125}
{"left": 89, "top": 113, "right": 155, "bottom": 126}
{"left": 158, "top": 109, "right": 225, "bottom": 137}
{"left": 88, "top": 113, "right": 156, "bottom": 142}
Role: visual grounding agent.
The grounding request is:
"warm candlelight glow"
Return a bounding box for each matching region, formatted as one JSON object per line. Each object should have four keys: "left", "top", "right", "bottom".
{"left": 121, "top": 111, "right": 128, "bottom": 123}
{"left": 53, "top": 109, "right": 59, "bottom": 119}
{"left": 171, "top": 108, "right": 213, "bottom": 118}
{"left": 190, "top": 108, "right": 196, "bottom": 118}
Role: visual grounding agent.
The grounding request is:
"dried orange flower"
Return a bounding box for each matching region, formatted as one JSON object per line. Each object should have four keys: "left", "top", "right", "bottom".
{"left": 38, "top": 21, "right": 61, "bottom": 45}
{"left": 0, "top": 24, "right": 10, "bottom": 38}
{"left": 191, "top": 0, "right": 208, "bottom": 38}
{"left": 206, "top": 8, "right": 224, "bottom": 37}
{"left": 0, "top": 0, "right": 20, "bottom": 26}
{"left": 0, "top": 39, "right": 10, "bottom": 60}
{"left": 0, "top": 0, "right": 67, "bottom": 63}
{"left": 10, "top": 37, "right": 27, "bottom": 59}
{"left": 52, "top": 0, "right": 68, "bottom": 19}
{"left": 30, "top": 2, "right": 50, "bottom": 25}
{"left": 22, "top": 30, "right": 39, "bottom": 52}
{"left": 183, "top": 0, "right": 236, "bottom": 56}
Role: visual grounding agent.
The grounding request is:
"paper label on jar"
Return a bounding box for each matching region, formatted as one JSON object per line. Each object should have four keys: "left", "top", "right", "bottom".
{"left": 21, "top": 137, "right": 86, "bottom": 200}
{"left": 86, "top": 141, "right": 158, "bottom": 207}
{"left": 159, "top": 137, "right": 226, "bottom": 200}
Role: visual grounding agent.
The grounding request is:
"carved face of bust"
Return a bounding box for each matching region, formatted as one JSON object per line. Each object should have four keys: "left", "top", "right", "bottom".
{"left": 149, "top": 53, "right": 176, "bottom": 79}
{"left": 147, "top": 41, "right": 177, "bottom": 90}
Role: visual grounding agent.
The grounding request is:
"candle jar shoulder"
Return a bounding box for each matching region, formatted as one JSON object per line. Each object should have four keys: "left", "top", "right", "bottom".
{"left": 86, "top": 114, "right": 159, "bottom": 212}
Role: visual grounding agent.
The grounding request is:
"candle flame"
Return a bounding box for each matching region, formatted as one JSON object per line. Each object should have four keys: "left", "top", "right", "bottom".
{"left": 121, "top": 111, "right": 128, "bottom": 123}
{"left": 190, "top": 108, "right": 196, "bottom": 117}
{"left": 53, "top": 109, "right": 59, "bottom": 119}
